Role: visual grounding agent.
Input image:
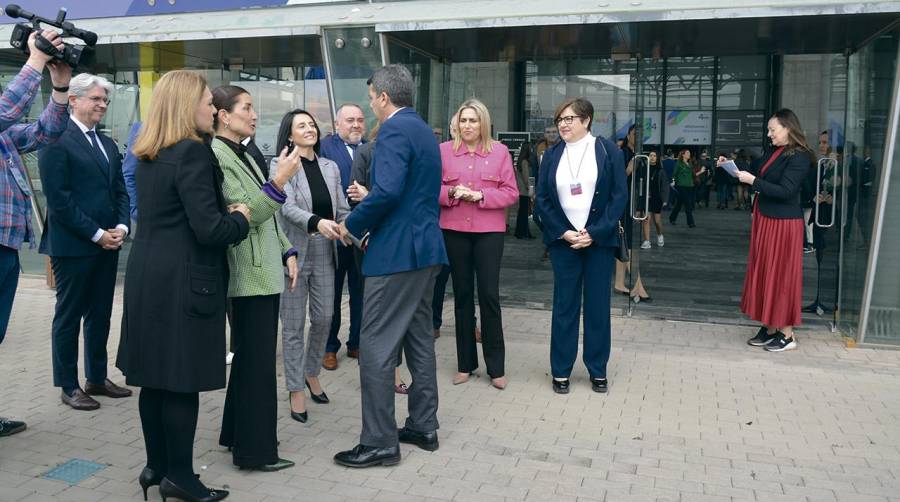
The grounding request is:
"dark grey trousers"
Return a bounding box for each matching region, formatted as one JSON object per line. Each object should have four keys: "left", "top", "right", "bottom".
{"left": 359, "top": 265, "right": 441, "bottom": 447}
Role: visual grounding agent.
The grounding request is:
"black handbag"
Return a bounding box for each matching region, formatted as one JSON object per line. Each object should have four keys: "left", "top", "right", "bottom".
{"left": 615, "top": 222, "right": 630, "bottom": 262}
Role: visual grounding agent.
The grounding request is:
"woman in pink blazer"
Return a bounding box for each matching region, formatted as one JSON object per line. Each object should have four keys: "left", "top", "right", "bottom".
{"left": 439, "top": 99, "right": 518, "bottom": 389}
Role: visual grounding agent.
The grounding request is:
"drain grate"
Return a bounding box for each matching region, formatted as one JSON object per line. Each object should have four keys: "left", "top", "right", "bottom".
{"left": 43, "top": 459, "right": 107, "bottom": 484}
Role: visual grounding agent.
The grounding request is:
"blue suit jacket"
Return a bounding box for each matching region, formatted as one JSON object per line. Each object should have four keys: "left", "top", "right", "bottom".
{"left": 535, "top": 135, "right": 628, "bottom": 248}
{"left": 320, "top": 133, "right": 365, "bottom": 192}
{"left": 122, "top": 121, "right": 141, "bottom": 218}
{"left": 345, "top": 108, "right": 448, "bottom": 276}
{"left": 38, "top": 119, "right": 130, "bottom": 257}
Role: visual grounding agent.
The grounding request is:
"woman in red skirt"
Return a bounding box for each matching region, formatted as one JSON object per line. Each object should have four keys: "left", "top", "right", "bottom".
{"left": 719, "top": 109, "right": 814, "bottom": 352}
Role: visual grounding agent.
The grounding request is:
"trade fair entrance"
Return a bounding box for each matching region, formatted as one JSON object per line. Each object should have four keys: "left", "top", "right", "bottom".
{"left": 363, "top": 12, "right": 900, "bottom": 338}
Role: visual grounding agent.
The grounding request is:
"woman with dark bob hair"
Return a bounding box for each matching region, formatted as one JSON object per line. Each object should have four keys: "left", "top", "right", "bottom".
{"left": 534, "top": 97, "right": 627, "bottom": 395}
{"left": 722, "top": 108, "right": 813, "bottom": 352}
{"left": 271, "top": 109, "right": 349, "bottom": 423}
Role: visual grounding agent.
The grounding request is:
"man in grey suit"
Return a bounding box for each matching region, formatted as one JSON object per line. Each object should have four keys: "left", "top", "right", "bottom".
{"left": 335, "top": 65, "right": 448, "bottom": 468}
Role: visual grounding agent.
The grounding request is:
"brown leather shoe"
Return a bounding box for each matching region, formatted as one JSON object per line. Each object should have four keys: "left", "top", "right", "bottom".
{"left": 433, "top": 328, "right": 440, "bottom": 339}
{"left": 347, "top": 349, "right": 359, "bottom": 359}
{"left": 475, "top": 327, "right": 482, "bottom": 344}
{"left": 61, "top": 389, "right": 100, "bottom": 411}
{"left": 84, "top": 379, "right": 133, "bottom": 398}
{"left": 322, "top": 352, "right": 338, "bottom": 371}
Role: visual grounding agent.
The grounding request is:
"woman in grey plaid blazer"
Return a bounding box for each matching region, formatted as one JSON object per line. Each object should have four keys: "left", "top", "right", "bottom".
{"left": 272, "top": 109, "right": 349, "bottom": 423}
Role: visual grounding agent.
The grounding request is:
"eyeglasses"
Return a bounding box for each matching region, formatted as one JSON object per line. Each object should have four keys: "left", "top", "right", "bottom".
{"left": 555, "top": 115, "right": 581, "bottom": 126}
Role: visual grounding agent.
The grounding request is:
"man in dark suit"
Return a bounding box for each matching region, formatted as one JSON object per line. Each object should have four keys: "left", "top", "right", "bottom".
{"left": 319, "top": 103, "right": 366, "bottom": 370}
{"left": 335, "top": 65, "right": 448, "bottom": 468}
{"left": 38, "top": 73, "right": 132, "bottom": 411}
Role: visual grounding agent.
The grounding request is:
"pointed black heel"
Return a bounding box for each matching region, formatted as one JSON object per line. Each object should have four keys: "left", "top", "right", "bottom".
{"left": 159, "top": 477, "right": 228, "bottom": 502}
{"left": 139, "top": 467, "right": 163, "bottom": 501}
{"left": 288, "top": 392, "right": 308, "bottom": 423}
{"left": 305, "top": 380, "right": 329, "bottom": 404}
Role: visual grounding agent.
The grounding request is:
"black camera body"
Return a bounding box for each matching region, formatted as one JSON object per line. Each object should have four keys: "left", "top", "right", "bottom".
{"left": 5, "top": 4, "right": 97, "bottom": 70}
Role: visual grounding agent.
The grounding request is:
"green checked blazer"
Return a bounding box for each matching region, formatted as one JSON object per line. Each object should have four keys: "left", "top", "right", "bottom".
{"left": 212, "top": 138, "right": 293, "bottom": 298}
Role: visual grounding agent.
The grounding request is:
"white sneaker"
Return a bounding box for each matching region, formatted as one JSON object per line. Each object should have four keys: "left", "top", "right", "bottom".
{"left": 640, "top": 240, "right": 651, "bottom": 249}
{"left": 657, "top": 235, "right": 665, "bottom": 247}
{"left": 226, "top": 352, "right": 234, "bottom": 365}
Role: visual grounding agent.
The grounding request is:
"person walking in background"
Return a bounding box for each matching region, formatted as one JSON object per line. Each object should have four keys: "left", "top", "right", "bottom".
{"left": 210, "top": 85, "right": 301, "bottom": 473}
{"left": 320, "top": 103, "right": 366, "bottom": 371}
{"left": 696, "top": 151, "right": 713, "bottom": 208}
{"left": 335, "top": 65, "right": 447, "bottom": 468}
{"left": 535, "top": 97, "right": 627, "bottom": 395}
{"left": 640, "top": 150, "right": 666, "bottom": 248}
{"left": 38, "top": 73, "right": 133, "bottom": 411}
{"left": 122, "top": 121, "right": 142, "bottom": 220}
{"left": 714, "top": 150, "right": 733, "bottom": 209}
{"left": 734, "top": 149, "right": 752, "bottom": 210}
{"left": 728, "top": 108, "right": 813, "bottom": 352}
{"left": 439, "top": 98, "right": 518, "bottom": 389}
{"left": 669, "top": 148, "right": 696, "bottom": 227}
{"left": 514, "top": 141, "right": 535, "bottom": 239}
{"left": 116, "top": 70, "right": 250, "bottom": 502}
{"left": 273, "top": 109, "right": 349, "bottom": 424}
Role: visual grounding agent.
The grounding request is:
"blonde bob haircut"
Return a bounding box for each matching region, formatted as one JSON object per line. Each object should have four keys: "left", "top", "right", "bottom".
{"left": 132, "top": 70, "right": 209, "bottom": 161}
{"left": 452, "top": 98, "right": 495, "bottom": 154}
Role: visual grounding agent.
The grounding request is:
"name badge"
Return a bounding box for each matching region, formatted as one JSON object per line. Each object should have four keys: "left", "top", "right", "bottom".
{"left": 569, "top": 182, "right": 583, "bottom": 196}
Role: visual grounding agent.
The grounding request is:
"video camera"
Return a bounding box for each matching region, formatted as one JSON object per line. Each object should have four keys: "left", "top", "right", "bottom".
{"left": 5, "top": 4, "right": 97, "bottom": 69}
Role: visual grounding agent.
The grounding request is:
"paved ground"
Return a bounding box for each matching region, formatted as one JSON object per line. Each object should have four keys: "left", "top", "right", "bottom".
{"left": 1, "top": 277, "right": 900, "bottom": 502}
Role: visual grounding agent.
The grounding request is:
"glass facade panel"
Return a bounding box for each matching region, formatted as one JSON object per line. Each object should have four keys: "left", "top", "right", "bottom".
{"left": 323, "top": 26, "right": 384, "bottom": 132}
{"left": 855, "top": 32, "right": 900, "bottom": 344}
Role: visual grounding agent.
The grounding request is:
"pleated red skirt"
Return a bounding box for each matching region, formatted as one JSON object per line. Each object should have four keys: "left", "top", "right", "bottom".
{"left": 740, "top": 207, "right": 804, "bottom": 327}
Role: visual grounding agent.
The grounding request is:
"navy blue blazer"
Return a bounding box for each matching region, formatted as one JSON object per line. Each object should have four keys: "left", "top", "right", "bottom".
{"left": 38, "top": 119, "right": 130, "bottom": 257}
{"left": 344, "top": 108, "right": 448, "bottom": 276}
{"left": 320, "top": 133, "right": 366, "bottom": 192}
{"left": 751, "top": 148, "right": 813, "bottom": 219}
{"left": 535, "top": 135, "right": 628, "bottom": 248}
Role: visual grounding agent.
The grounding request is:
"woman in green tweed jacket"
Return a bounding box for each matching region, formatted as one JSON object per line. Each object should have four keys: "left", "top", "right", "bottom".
{"left": 210, "top": 85, "right": 301, "bottom": 473}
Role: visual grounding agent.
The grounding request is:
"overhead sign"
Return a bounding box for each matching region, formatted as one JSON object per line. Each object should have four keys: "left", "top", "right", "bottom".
{"left": 714, "top": 110, "right": 766, "bottom": 145}
{"left": 665, "top": 110, "right": 712, "bottom": 145}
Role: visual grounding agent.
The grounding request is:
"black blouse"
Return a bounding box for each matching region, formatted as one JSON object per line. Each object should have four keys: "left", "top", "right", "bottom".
{"left": 301, "top": 155, "right": 334, "bottom": 233}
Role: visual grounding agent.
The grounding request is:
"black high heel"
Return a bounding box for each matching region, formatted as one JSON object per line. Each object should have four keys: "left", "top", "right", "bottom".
{"left": 305, "top": 380, "right": 329, "bottom": 404}
{"left": 159, "top": 477, "right": 228, "bottom": 502}
{"left": 139, "top": 467, "right": 200, "bottom": 500}
{"left": 288, "top": 392, "right": 308, "bottom": 423}
{"left": 138, "top": 467, "right": 163, "bottom": 501}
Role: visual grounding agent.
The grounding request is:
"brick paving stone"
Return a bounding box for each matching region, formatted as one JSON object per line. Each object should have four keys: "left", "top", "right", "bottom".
{"left": 2, "top": 277, "right": 900, "bottom": 501}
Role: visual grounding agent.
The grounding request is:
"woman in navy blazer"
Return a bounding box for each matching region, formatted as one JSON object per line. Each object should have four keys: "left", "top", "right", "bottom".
{"left": 535, "top": 97, "right": 627, "bottom": 395}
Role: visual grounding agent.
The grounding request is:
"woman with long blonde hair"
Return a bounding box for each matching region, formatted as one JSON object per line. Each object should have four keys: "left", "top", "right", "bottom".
{"left": 438, "top": 98, "right": 518, "bottom": 389}
{"left": 116, "top": 70, "right": 251, "bottom": 502}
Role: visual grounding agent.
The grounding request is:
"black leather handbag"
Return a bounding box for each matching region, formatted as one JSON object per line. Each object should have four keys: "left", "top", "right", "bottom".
{"left": 615, "top": 222, "right": 630, "bottom": 262}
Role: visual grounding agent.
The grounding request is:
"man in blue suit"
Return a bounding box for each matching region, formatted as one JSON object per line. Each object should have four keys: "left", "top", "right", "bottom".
{"left": 319, "top": 103, "right": 366, "bottom": 369}
{"left": 335, "top": 65, "right": 448, "bottom": 468}
{"left": 38, "top": 73, "right": 132, "bottom": 411}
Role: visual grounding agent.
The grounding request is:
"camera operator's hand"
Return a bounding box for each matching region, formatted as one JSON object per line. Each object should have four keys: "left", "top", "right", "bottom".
{"left": 25, "top": 30, "right": 64, "bottom": 71}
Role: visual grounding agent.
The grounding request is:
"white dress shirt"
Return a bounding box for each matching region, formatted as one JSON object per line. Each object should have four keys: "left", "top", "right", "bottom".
{"left": 556, "top": 133, "right": 598, "bottom": 231}
{"left": 71, "top": 116, "right": 129, "bottom": 243}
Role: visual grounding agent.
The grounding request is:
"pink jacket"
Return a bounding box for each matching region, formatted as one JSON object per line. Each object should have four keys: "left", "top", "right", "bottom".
{"left": 438, "top": 141, "right": 519, "bottom": 233}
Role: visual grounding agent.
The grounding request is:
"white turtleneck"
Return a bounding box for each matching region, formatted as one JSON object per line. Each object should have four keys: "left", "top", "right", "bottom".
{"left": 556, "top": 133, "right": 598, "bottom": 231}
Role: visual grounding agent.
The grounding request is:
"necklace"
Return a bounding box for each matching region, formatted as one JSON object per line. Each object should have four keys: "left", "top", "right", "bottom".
{"left": 564, "top": 139, "right": 590, "bottom": 196}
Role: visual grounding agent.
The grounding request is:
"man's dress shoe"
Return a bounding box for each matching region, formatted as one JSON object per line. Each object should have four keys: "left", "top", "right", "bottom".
{"left": 334, "top": 444, "right": 401, "bottom": 468}
{"left": 85, "top": 379, "right": 133, "bottom": 398}
{"left": 61, "top": 389, "right": 100, "bottom": 411}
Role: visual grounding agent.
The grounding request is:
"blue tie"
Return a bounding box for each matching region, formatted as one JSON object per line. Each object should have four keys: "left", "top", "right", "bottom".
{"left": 86, "top": 130, "right": 109, "bottom": 174}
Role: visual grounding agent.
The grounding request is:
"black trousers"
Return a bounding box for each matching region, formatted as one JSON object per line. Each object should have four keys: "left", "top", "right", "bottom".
{"left": 219, "top": 294, "right": 280, "bottom": 468}
{"left": 50, "top": 252, "right": 118, "bottom": 391}
{"left": 669, "top": 186, "right": 696, "bottom": 226}
{"left": 443, "top": 230, "right": 505, "bottom": 378}
{"left": 514, "top": 196, "right": 533, "bottom": 238}
{"left": 139, "top": 388, "right": 207, "bottom": 495}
